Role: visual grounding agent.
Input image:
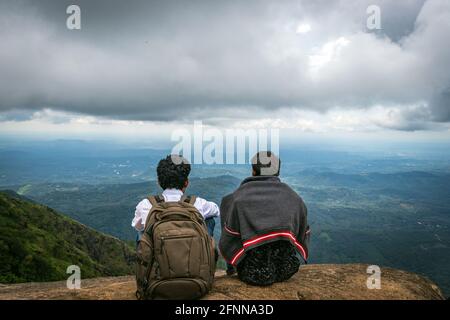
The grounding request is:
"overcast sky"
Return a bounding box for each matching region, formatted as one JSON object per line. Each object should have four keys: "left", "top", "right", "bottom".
{"left": 0, "top": 0, "right": 449, "bottom": 141}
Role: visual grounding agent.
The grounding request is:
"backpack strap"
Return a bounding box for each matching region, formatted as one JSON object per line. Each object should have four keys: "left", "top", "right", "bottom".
{"left": 147, "top": 195, "right": 165, "bottom": 206}
{"left": 180, "top": 195, "right": 197, "bottom": 205}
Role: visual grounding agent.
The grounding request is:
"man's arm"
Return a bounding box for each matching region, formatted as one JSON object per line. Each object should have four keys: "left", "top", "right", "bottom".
{"left": 219, "top": 194, "right": 243, "bottom": 265}
{"left": 194, "top": 197, "right": 220, "bottom": 219}
{"left": 131, "top": 199, "right": 152, "bottom": 232}
{"left": 298, "top": 200, "right": 310, "bottom": 247}
{"left": 221, "top": 195, "right": 240, "bottom": 236}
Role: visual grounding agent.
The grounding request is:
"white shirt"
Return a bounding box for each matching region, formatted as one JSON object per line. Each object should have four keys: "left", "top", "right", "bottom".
{"left": 131, "top": 189, "right": 220, "bottom": 232}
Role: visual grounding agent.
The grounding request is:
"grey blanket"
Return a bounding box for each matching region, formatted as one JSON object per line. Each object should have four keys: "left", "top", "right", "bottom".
{"left": 218, "top": 176, "right": 310, "bottom": 266}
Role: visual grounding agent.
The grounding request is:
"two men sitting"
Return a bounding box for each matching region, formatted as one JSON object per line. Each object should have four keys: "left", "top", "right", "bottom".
{"left": 133, "top": 152, "right": 309, "bottom": 299}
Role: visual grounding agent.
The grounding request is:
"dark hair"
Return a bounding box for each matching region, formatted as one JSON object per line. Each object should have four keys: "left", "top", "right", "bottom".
{"left": 251, "top": 151, "right": 280, "bottom": 176}
{"left": 157, "top": 155, "right": 191, "bottom": 190}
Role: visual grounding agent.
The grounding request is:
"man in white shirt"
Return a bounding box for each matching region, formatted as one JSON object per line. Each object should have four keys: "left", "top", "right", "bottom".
{"left": 131, "top": 155, "right": 220, "bottom": 239}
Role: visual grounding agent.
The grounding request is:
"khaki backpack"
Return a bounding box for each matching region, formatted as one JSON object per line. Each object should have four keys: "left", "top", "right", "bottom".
{"left": 135, "top": 195, "right": 216, "bottom": 300}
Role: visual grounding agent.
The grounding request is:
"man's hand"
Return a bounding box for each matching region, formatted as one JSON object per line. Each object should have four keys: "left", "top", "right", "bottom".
{"left": 135, "top": 218, "right": 144, "bottom": 231}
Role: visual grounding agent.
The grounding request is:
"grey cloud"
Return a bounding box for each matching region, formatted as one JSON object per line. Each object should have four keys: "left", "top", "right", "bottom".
{"left": 296, "top": 0, "right": 426, "bottom": 42}
{"left": 430, "top": 89, "right": 450, "bottom": 122}
{"left": 0, "top": 0, "right": 449, "bottom": 130}
{"left": 0, "top": 110, "right": 34, "bottom": 122}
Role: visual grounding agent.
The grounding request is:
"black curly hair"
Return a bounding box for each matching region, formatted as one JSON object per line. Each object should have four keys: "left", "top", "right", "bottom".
{"left": 157, "top": 155, "right": 191, "bottom": 190}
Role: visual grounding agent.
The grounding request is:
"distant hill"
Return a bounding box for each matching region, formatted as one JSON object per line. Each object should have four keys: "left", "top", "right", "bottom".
{"left": 0, "top": 191, "right": 135, "bottom": 283}
{"left": 14, "top": 175, "right": 242, "bottom": 240}
{"left": 293, "top": 170, "right": 450, "bottom": 201}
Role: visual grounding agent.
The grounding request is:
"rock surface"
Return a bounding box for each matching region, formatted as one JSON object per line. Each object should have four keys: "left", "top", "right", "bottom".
{"left": 0, "top": 264, "right": 444, "bottom": 300}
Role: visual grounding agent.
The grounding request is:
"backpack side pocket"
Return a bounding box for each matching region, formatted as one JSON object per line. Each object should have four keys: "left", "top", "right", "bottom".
{"left": 135, "top": 234, "right": 153, "bottom": 299}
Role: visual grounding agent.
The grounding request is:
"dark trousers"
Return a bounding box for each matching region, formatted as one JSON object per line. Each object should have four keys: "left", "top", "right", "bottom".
{"left": 236, "top": 241, "right": 300, "bottom": 286}
{"left": 205, "top": 217, "right": 219, "bottom": 263}
{"left": 205, "top": 217, "right": 215, "bottom": 237}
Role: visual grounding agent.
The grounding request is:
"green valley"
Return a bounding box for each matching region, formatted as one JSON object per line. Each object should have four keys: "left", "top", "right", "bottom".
{"left": 0, "top": 191, "right": 135, "bottom": 283}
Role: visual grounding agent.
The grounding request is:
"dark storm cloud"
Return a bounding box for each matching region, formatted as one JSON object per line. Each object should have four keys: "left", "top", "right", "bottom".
{"left": 297, "top": 0, "right": 426, "bottom": 42}
{"left": 0, "top": 0, "right": 449, "bottom": 129}
{"left": 430, "top": 89, "right": 450, "bottom": 122}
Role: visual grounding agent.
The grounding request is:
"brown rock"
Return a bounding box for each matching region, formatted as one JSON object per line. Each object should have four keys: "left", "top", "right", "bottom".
{"left": 0, "top": 264, "right": 444, "bottom": 300}
{"left": 206, "top": 264, "right": 445, "bottom": 300}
